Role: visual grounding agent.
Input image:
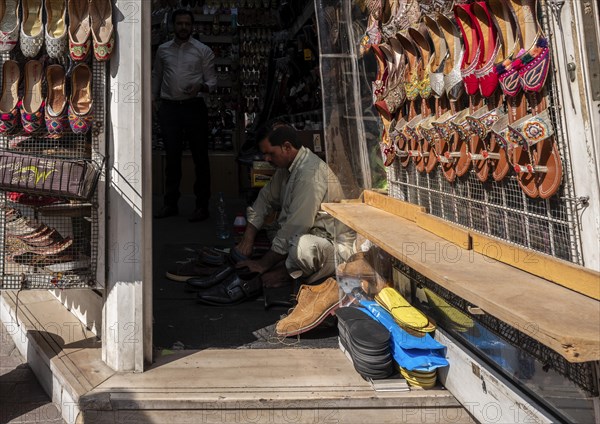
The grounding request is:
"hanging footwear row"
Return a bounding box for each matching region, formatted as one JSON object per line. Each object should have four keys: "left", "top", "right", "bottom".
{"left": 365, "top": 0, "right": 562, "bottom": 199}
{"left": 0, "top": 59, "right": 93, "bottom": 135}
{"left": 0, "top": 0, "right": 108, "bottom": 289}
{"left": 0, "top": 0, "right": 114, "bottom": 61}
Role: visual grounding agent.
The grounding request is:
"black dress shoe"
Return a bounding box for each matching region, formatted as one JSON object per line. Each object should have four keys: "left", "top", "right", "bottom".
{"left": 188, "top": 208, "right": 210, "bottom": 222}
{"left": 196, "top": 272, "right": 262, "bottom": 305}
{"left": 154, "top": 206, "right": 178, "bottom": 219}
{"left": 186, "top": 264, "right": 235, "bottom": 289}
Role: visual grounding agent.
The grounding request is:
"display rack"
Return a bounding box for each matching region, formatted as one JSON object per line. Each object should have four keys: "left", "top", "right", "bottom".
{"left": 0, "top": 55, "right": 105, "bottom": 290}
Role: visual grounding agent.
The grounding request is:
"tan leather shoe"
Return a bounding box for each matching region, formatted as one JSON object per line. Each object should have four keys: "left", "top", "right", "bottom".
{"left": 90, "top": 0, "right": 113, "bottom": 61}
{"left": 275, "top": 277, "right": 340, "bottom": 337}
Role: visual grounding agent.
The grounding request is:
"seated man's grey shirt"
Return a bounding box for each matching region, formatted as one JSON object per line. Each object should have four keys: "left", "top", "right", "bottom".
{"left": 247, "top": 146, "right": 352, "bottom": 256}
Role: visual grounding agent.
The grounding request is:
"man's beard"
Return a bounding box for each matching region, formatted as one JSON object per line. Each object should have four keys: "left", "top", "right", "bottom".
{"left": 176, "top": 30, "right": 191, "bottom": 41}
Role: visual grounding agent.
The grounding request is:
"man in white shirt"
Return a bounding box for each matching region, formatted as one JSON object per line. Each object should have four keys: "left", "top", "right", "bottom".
{"left": 152, "top": 9, "right": 217, "bottom": 222}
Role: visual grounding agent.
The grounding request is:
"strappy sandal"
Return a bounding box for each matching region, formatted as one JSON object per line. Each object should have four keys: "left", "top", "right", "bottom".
{"left": 512, "top": 97, "right": 562, "bottom": 198}
{"left": 403, "top": 112, "right": 424, "bottom": 170}
{"left": 505, "top": 91, "right": 539, "bottom": 196}
{"left": 415, "top": 115, "right": 438, "bottom": 173}
{"left": 391, "top": 116, "right": 411, "bottom": 167}
{"left": 417, "top": 116, "right": 438, "bottom": 173}
{"left": 448, "top": 108, "right": 473, "bottom": 177}
{"left": 466, "top": 106, "right": 511, "bottom": 181}
{"left": 380, "top": 113, "right": 397, "bottom": 166}
{"left": 431, "top": 110, "right": 458, "bottom": 182}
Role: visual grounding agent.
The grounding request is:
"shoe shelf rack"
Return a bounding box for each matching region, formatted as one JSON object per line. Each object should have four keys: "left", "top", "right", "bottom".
{"left": 382, "top": 0, "right": 583, "bottom": 266}
{"left": 0, "top": 54, "right": 106, "bottom": 290}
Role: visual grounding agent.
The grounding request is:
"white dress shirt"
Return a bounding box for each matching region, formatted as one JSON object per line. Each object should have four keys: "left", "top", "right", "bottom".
{"left": 152, "top": 37, "right": 218, "bottom": 101}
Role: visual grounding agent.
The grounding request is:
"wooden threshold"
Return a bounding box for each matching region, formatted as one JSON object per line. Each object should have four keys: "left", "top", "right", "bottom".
{"left": 322, "top": 200, "right": 600, "bottom": 363}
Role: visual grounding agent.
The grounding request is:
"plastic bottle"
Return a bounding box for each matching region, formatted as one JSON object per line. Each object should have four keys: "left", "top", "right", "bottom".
{"left": 233, "top": 212, "right": 247, "bottom": 236}
{"left": 215, "top": 192, "right": 230, "bottom": 239}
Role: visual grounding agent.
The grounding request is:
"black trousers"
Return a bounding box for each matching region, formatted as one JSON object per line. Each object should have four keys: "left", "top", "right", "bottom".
{"left": 159, "top": 98, "right": 210, "bottom": 210}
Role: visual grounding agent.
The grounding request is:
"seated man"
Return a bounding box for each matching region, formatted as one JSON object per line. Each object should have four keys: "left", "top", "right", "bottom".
{"left": 235, "top": 124, "right": 354, "bottom": 287}
{"left": 196, "top": 123, "right": 355, "bottom": 336}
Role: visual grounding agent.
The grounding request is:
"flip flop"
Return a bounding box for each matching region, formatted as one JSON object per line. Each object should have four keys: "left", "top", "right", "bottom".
{"left": 374, "top": 287, "right": 433, "bottom": 332}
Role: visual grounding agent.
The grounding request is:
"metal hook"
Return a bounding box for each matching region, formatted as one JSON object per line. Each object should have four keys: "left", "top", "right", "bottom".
{"left": 560, "top": 195, "right": 590, "bottom": 207}
{"left": 548, "top": 0, "right": 577, "bottom": 111}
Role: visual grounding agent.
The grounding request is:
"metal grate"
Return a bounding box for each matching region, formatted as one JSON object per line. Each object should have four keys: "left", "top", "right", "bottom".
{"left": 0, "top": 53, "right": 104, "bottom": 289}
{"left": 394, "top": 262, "right": 598, "bottom": 396}
{"left": 386, "top": 1, "right": 582, "bottom": 264}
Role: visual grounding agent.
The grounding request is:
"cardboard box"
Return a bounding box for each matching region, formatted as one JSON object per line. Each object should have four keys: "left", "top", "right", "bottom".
{"left": 251, "top": 168, "right": 275, "bottom": 188}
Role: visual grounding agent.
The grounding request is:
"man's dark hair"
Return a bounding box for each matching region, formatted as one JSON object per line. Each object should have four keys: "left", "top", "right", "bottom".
{"left": 172, "top": 9, "right": 194, "bottom": 25}
{"left": 255, "top": 119, "right": 290, "bottom": 146}
{"left": 268, "top": 125, "right": 302, "bottom": 149}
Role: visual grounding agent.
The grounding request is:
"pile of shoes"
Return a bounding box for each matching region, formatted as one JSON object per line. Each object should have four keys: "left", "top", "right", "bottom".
{"left": 4, "top": 207, "right": 74, "bottom": 265}
{"left": 336, "top": 306, "right": 394, "bottom": 380}
{"left": 167, "top": 246, "right": 264, "bottom": 306}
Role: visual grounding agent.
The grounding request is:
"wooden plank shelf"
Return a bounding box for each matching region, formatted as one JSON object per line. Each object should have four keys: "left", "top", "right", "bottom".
{"left": 322, "top": 194, "right": 600, "bottom": 363}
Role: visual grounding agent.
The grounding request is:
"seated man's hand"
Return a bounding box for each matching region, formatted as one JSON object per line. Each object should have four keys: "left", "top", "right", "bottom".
{"left": 236, "top": 259, "right": 269, "bottom": 275}
{"left": 234, "top": 239, "right": 254, "bottom": 258}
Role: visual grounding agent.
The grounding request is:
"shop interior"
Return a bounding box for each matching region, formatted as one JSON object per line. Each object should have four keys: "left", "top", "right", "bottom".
{"left": 150, "top": 0, "right": 339, "bottom": 351}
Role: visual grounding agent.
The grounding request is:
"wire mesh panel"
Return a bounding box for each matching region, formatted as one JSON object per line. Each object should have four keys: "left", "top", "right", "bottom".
{"left": 0, "top": 53, "right": 104, "bottom": 289}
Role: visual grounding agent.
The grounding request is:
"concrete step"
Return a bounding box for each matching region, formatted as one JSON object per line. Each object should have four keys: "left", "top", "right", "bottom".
{"left": 1, "top": 291, "right": 469, "bottom": 424}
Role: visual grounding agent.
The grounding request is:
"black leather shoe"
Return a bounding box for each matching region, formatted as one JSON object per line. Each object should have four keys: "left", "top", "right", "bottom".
{"left": 196, "top": 272, "right": 262, "bottom": 305}
{"left": 186, "top": 264, "right": 235, "bottom": 289}
{"left": 188, "top": 208, "right": 210, "bottom": 222}
{"left": 154, "top": 206, "right": 178, "bottom": 219}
